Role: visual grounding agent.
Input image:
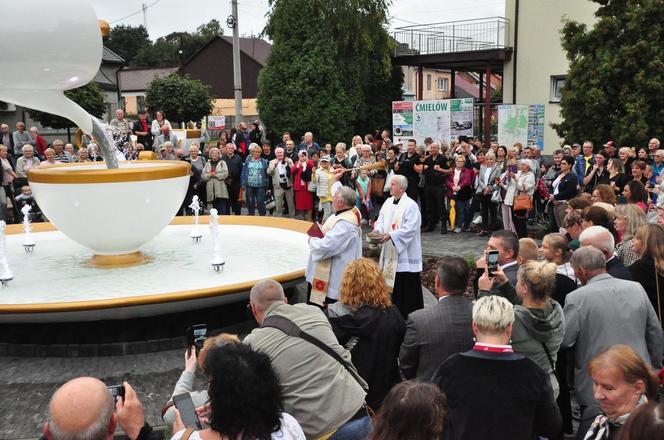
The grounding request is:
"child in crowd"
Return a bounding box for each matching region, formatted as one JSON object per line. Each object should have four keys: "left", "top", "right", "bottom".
{"left": 355, "top": 168, "right": 371, "bottom": 224}
{"left": 314, "top": 156, "right": 334, "bottom": 222}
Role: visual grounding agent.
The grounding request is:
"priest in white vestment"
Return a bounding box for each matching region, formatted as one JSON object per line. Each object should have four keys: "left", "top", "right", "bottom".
{"left": 306, "top": 185, "right": 363, "bottom": 306}
{"left": 374, "top": 174, "right": 423, "bottom": 318}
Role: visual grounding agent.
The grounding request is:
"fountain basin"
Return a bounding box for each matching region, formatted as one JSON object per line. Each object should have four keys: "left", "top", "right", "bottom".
{"left": 27, "top": 161, "right": 190, "bottom": 256}
{"left": 0, "top": 217, "right": 310, "bottom": 324}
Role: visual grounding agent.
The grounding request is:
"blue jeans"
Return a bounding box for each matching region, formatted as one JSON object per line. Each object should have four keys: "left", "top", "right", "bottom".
{"left": 330, "top": 415, "right": 372, "bottom": 440}
{"left": 245, "top": 186, "right": 265, "bottom": 216}
{"left": 447, "top": 197, "right": 467, "bottom": 228}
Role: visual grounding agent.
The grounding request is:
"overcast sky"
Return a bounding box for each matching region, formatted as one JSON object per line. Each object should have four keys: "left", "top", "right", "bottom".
{"left": 91, "top": 0, "right": 506, "bottom": 40}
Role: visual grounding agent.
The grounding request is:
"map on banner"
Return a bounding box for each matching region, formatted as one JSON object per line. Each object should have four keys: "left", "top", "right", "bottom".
{"left": 498, "top": 104, "right": 545, "bottom": 149}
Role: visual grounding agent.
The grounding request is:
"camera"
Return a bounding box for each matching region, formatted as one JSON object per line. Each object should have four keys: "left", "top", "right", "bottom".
{"left": 107, "top": 384, "right": 125, "bottom": 400}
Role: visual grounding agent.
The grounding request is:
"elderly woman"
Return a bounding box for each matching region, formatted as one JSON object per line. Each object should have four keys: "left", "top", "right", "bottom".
{"left": 618, "top": 147, "right": 634, "bottom": 178}
{"left": 499, "top": 158, "right": 536, "bottom": 238}
{"left": 432, "top": 295, "right": 561, "bottom": 440}
{"left": 291, "top": 149, "right": 314, "bottom": 220}
{"left": 188, "top": 144, "right": 207, "bottom": 204}
{"left": 368, "top": 381, "right": 447, "bottom": 440}
{"left": 476, "top": 150, "right": 502, "bottom": 236}
{"left": 325, "top": 258, "right": 405, "bottom": 409}
{"left": 170, "top": 343, "right": 305, "bottom": 440}
{"left": 241, "top": 143, "right": 269, "bottom": 216}
{"left": 202, "top": 147, "right": 229, "bottom": 214}
{"left": 150, "top": 110, "right": 171, "bottom": 138}
{"left": 39, "top": 148, "right": 61, "bottom": 168}
{"left": 77, "top": 147, "right": 91, "bottom": 162}
{"left": 15, "top": 144, "right": 40, "bottom": 185}
{"left": 614, "top": 204, "right": 648, "bottom": 267}
{"left": 332, "top": 143, "right": 352, "bottom": 187}
{"left": 628, "top": 224, "right": 664, "bottom": 322}
{"left": 582, "top": 345, "right": 660, "bottom": 440}
{"left": 631, "top": 160, "right": 648, "bottom": 186}
{"left": 445, "top": 155, "right": 473, "bottom": 233}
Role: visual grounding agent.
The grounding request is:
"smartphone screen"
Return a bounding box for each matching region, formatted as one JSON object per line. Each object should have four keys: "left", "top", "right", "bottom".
{"left": 173, "top": 393, "right": 202, "bottom": 429}
{"left": 187, "top": 324, "right": 207, "bottom": 354}
{"left": 107, "top": 385, "right": 125, "bottom": 401}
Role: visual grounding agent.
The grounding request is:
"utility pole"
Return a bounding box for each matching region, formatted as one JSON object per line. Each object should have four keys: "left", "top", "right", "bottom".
{"left": 142, "top": 3, "right": 148, "bottom": 29}
{"left": 229, "top": 0, "right": 243, "bottom": 125}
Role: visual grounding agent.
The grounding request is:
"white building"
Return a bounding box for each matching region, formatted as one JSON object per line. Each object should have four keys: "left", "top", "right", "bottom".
{"left": 502, "top": 0, "right": 597, "bottom": 153}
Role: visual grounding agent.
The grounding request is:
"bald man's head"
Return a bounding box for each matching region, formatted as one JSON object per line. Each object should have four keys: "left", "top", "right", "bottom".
{"left": 46, "top": 377, "right": 115, "bottom": 440}
{"left": 250, "top": 279, "right": 286, "bottom": 312}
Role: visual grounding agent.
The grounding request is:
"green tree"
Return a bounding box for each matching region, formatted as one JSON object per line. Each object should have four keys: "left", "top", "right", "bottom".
{"left": 145, "top": 73, "right": 213, "bottom": 126}
{"left": 131, "top": 19, "right": 223, "bottom": 67}
{"left": 28, "top": 82, "right": 106, "bottom": 129}
{"left": 258, "top": 0, "right": 353, "bottom": 143}
{"left": 553, "top": 0, "right": 664, "bottom": 146}
{"left": 104, "top": 25, "right": 151, "bottom": 65}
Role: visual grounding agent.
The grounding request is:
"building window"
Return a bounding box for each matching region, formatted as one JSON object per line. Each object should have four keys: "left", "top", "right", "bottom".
{"left": 551, "top": 76, "right": 566, "bottom": 102}
{"left": 137, "top": 96, "right": 146, "bottom": 113}
{"left": 438, "top": 77, "right": 449, "bottom": 92}
{"left": 427, "top": 74, "right": 432, "bottom": 91}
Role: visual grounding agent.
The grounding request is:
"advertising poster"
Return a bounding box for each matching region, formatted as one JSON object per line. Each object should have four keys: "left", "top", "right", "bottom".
{"left": 527, "top": 104, "right": 545, "bottom": 149}
{"left": 392, "top": 101, "right": 413, "bottom": 145}
{"left": 207, "top": 115, "right": 226, "bottom": 131}
{"left": 498, "top": 104, "right": 545, "bottom": 149}
{"left": 450, "top": 98, "right": 474, "bottom": 138}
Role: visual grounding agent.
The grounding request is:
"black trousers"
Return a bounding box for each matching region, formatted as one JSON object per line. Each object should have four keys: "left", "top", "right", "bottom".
{"left": 513, "top": 209, "right": 528, "bottom": 238}
{"left": 227, "top": 183, "right": 242, "bottom": 215}
{"left": 406, "top": 181, "right": 419, "bottom": 202}
{"left": 424, "top": 183, "right": 447, "bottom": 229}
{"left": 464, "top": 194, "right": 481, "bottom": 228}
{"left": 479, "top": 193, "right": 498, "bottom": 231}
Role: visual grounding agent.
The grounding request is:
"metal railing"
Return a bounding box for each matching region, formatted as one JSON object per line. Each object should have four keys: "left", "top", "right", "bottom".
{"left": 393, "top": 17, "right": 510, "bottom": 57}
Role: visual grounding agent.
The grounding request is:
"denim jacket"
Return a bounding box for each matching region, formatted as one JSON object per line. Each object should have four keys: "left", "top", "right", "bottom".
{"left": 241, "top": 157, "right": 268, "bottom": 188}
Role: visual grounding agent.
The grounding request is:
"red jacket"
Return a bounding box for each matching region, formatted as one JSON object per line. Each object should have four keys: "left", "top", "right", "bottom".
{"left": 34, "top": 134, "right": 48, "bottom": 157}
{"left": 445, "top": 167, "right": 473, "bottom": 197}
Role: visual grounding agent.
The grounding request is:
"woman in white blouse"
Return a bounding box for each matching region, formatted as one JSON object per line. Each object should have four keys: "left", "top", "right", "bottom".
{"left": 499, "top": 158, "right": 536, "bottom": 238}
{"left": 151, "top": 110, "right": 172, "bottom": 137}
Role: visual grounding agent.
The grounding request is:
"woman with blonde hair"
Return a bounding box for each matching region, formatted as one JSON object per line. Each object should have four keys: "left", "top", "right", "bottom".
{"left": 629, "top": 224, "right": 664, "bottom": 322}
{"left": 583, "top": 345, "right": 660, "bottom": 440}
{"left": 614, "top": 204, "right": 648, "bottom": 267}
{"left": 326, "top": 257, "right": 405, "bottom": 409}
{"left": 478, "top": 261, "right": 565, "bottom": 397}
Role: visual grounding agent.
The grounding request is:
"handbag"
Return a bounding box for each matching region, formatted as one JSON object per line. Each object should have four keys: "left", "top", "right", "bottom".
{"left": 491, "top": 188, "right": 502, "bottom": 204}
{"left": 513, "top": 192, "right": 533, "bottom": 211}
{"left": 308, "top": 180, "right": 317, "bottom": 193}
{"left": 264, "top": 189, "right": 276, "bottom": 210}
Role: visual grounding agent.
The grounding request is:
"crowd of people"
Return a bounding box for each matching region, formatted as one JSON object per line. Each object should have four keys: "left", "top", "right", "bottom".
{"left": 7, "top": 111, "right": 664, "bottom": 439}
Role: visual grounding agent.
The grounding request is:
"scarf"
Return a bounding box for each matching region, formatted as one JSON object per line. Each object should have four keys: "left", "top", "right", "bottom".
{"left": 310, "top": 207, "right": 361, "bottom": 306}
{"left": 583, "top": 395, "right": 647, "bottom": 440}
{"left": 378, "top": 197, "right": 408, "bottom": 287}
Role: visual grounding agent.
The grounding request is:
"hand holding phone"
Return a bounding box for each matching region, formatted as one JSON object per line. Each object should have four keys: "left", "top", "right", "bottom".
{"left": 486, "top": 250, "right": 500, "bottom": 277}
{"left": 173, "top": 393, "right": 202, "bottom": 430}
{"left": 186, "top": 324, "right": 207, "bottom": 356}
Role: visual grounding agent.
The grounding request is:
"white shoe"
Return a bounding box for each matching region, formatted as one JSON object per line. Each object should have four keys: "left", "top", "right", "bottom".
{"left": 454, "top": 227, "right": 461, "bottom": 233}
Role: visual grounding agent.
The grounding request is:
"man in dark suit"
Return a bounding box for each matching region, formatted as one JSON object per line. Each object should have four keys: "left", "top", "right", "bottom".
{"left": 399, "top": 256, "right": 474, "bottom": 380}
{"left": 477, "top": 230, "right": 520, "bottom": 299}
{"left": 579, "top": 225, "right": 632, "bottom": 280}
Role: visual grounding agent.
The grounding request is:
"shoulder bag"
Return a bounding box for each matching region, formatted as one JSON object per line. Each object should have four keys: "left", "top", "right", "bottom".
{"left": 513, "top": 192, "right": 532, "bottom": 212}
{"left": 262, "top": 314, "right": 368, "bottom": 391}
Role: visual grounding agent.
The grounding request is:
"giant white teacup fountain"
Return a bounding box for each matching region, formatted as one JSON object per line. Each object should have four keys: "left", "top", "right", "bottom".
{"left": 0, "top": 0, "right": 190, "bottom": 264}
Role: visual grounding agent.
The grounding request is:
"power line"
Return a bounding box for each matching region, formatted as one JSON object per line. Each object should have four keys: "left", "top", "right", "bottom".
{"left": 109, "top": 0, "right": 163, "bottom": 24}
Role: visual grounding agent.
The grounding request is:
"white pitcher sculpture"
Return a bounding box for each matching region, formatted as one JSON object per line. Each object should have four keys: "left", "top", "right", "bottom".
{"left": 0, "top": 0, "right": 191, "bottom": 265}
{"left": 0, "top": 0, "right": 118, "bottom": 167}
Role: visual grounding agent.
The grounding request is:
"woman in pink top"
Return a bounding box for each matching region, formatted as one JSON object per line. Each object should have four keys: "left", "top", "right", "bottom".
{"left": 445, "top": 155, "right": 473, "bottom": 233}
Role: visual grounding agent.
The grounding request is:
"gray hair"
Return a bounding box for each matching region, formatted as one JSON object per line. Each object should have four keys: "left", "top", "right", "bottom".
{"left": 48, "top": 392, "right": 113, "bottom": 440}
{"left": 472, "top": 295, "right": 515, "bottom": 334}
{"left": 336, "top": 186, "right": 356, "bottom": 208}
{"left": 579, "top": 225, "right": 615, "bottom": 255}
{"left": 249, "top": 143, "right": 261, "bottom": 153}
{"left": 274, "top": 147, "right": 284, "bottom": 155}
{"left": 21, "top": 144, "right": 33, "bottom": 152}
{"left": 518, "top": 158, "right": 534, "bottom": 172}
{"left": 250, "top": 279, "right": 285, "bottom": 312}
{"left": 571, "top": 246, "right": 606, "bottom": 271}
{"left": 392, "top": 174, "right": 408, "bottom": 191}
